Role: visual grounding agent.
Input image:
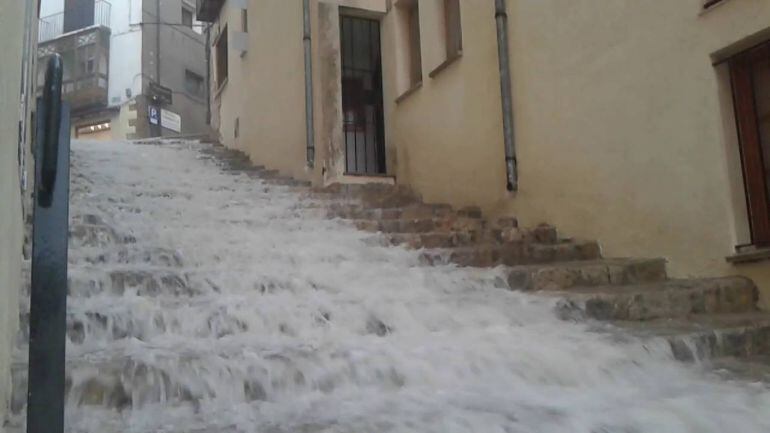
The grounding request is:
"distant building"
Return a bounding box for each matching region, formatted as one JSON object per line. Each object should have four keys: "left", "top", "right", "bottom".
{"left": 37, "top": 0, "right": 209, "bottom": 140}
{"left": 199, "top": 0, "right": 770, "bottom": 308}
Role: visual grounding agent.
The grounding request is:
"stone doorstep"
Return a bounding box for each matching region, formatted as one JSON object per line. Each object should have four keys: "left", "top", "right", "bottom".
{"left": 506, "top": 258, "right": 668, "bottom": 292}
{"left": 611, "top": 312, "right": 770, "bottom": 362}
{"left": 553, "top": 277, "right": 758, "bottom": 321}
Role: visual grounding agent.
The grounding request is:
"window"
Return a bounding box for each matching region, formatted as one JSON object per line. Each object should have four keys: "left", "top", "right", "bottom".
{"left": 242, "top": 9, "right": 248, "bottom": 33}
{"left": 730, "top": 41, "right": 770, "bottom": 245}
{"left": 396, "top": 0, "right": 422, "bottom": 87}
{"left": 182, "top": 6, "right": 194, "bottom": 28}
{"left": 78, "top": 44, "right": 96, "bottom": 75}
{"left": 214, "top": 26, "right": 229, "bottom": 90}
{"left": 443, "top": 0, "right": 462, "bottom": 58}
{"left": 703, "top": 0, "right": 726, "bottom": 9}
{"left": 184, "top": 69, "right": 204, "bottom": 97}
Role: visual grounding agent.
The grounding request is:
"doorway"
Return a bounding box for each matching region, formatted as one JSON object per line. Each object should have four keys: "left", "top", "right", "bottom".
{"left": 340, "top": 15, "right": 386, "bottom": 175}
{"left": 731, "top": 40, "right": 770, "bottom": 246}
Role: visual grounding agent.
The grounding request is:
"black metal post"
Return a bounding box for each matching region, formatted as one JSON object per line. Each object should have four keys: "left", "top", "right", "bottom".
{"left": 27, "top": 54, "right": 71, "bottom": 433}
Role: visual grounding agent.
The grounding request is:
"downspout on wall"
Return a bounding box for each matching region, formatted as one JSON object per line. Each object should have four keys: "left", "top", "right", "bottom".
{"left": 494, "top": 0, "right": 518, "bottom": 191}
{"left": 303, "top": 0, "right": 316, "bottom": 168}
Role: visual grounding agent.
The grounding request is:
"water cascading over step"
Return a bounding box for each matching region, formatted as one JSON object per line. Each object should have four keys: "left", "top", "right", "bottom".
{"left": 8, "top": 139, "right": 770, "bottom": 432}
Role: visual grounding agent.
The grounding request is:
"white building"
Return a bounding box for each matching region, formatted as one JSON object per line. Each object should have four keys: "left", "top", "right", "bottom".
{"left": 38, "top": 0, "right": 208, "bottom": 140}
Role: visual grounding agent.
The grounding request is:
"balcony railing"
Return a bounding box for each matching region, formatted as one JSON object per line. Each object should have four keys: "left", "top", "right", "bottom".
{"left": 39, "top": 1, "right": 111, "bottom": 43}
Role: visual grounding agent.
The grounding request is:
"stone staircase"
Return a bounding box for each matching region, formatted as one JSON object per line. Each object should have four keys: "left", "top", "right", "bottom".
{"left": 202, "top": 143, "right": 770, "bottom": 373}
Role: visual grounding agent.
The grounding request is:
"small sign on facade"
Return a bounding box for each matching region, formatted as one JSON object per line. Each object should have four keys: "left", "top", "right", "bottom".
{"left": 161, "top": 109, "right": 182, "bottom": 133}
{"left": 148, "top": 105, "right": 160, "bottom": 125}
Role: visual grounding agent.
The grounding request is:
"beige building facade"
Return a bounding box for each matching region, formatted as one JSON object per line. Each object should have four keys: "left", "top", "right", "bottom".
{"left": 201, "top": 0, "right": 770, "bottom": 308}
{"left": 0, "top": 0, "right": 38, "bottom": 423}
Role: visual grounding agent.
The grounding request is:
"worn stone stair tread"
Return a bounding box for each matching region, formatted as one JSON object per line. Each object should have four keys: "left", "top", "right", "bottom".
{"left": 554, "top": 277, "right": 757, "bottom": 321}
{"left": 612, "top": 311, "right": 770, "bottom": 336}
{"left": 506, "top": 257, "right": 667, "bottom": 291}
{"left": 708, "top": 355, "right": 770, "bottom": 383}
{"left": 612, "top": 312, "right": 770, "bottom": 361}
{"left": 444, "top": 239, "right": 601, "bottom": 266}
{"left": 563, "top": 276, "right": 753, "bottom": 296}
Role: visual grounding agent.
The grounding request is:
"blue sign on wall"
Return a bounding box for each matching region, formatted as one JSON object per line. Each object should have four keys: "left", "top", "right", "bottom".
{"left": 148, "top": 105, "right": 160, "bottom": 125}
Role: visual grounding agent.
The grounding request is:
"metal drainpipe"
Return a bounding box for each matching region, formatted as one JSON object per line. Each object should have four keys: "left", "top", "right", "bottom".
{"left": 303, "top": 0, "right": 316, "bottom": 168}
{"left": 205, "top": 23, "right": 211, "bottom": 125}
{"left": 494, "top": 0, "right": 518, "bottom": 191}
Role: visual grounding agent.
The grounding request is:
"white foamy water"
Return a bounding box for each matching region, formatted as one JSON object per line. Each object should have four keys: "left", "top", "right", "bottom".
{"left": 18, "top": 139, "right": 770, "bottom": 432}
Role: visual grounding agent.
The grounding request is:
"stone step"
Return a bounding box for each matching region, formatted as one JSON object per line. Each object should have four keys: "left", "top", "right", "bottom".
{"left": 10, "top": 341, "right": 317, "bottom": 415}
{"left": 424, "top": 240, "right": 601, "bottom": 267}
{"left": 69, "top": 224, "right": 136, "bottom": 248}
{"left": 555, "top": 277, "right": 757, "bottom": 321}
{"left": 72, "top": 246, "right": 185, "bottom": 267}
{"left": 388, "top": 231, "right": 479, "bottom": 249}
{"left": 10, "top": 355, "right": 215, "bottom": 415}
{"left": 353, "top": 216, "right": 485, "bottom": 234}
{"left": 612, "top": 312, "right": 770, "bottom": 362}
{"left": 17, "top": 298, "right": 248, "bottom": 347}
{"left": 220, "top": 163, "right": 265, "bottom": 173}
{"left": 708, "top": 355, "right": 770, "bottom": 383}
{"left": 260, "top": 177, "right": 311, "bottom": 187}
{"left": 21, "top": 268, "right": 208, "bottom": 301}
{"left": 252, "top": 169, "right": 282, "bottom": 179}
{"left": 327, "top": 203, "right": 455, "bottom": 221}
{"left": 506, "top": 258, "right": 668, "bottom": 292}
{"left": 311, "top": 184, "right": 420, "bottom": 208}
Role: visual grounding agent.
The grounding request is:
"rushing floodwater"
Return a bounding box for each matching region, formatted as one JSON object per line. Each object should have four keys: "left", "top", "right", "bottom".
{"left": 13, "top": 139, "right": 770, "bottom": 432}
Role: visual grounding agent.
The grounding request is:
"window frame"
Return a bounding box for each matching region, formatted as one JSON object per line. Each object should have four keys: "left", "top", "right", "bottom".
{"left": 182, "top": 6, "right": 194, "bottom": 29}
{"left": 184, "top": 69, "right": 205, "bottom": 98}
{"left": 213, "top": 25, "right": 229, "bottom": 93}
{"left": 407, "top": 1, "right": 422, "bottom": 86}
{"left": 444, "top": 0, "right": 462, "bottom": 58}
{"left": 730, "top": 41, "right": 770, "bottom": 246}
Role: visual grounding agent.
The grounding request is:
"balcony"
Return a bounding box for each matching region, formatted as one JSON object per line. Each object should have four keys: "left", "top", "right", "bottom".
{"left": 196, "top": 0, "right": 225, "bottom": 22}
{"left": 39, "top": 0, "right": 111, "bottom": 43}
{"left": 37, "top": 26, "right": 111, "bottom": 114}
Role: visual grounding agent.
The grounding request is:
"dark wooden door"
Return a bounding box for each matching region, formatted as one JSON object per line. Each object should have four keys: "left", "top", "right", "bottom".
{"left": 731, "top": 41, "right": 770, "bottom": 246}
{"left": 63, "top": 0, "right": 94, "bottom": 33}
{"left": 340, "top": 15, "right": 386, "bottom": 175}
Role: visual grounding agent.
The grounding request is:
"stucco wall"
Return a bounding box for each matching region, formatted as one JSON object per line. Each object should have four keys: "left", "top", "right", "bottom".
{"left": 377, "top": 0, "right": 770, "bottom": 308}
{"left": 381, "top": 0, "right": 504, "bottom": 206}
{"left": 0, "top": 0, "right": 34, "bottom": 422}
{"left": 501, "top": 0, "right": 770, "bottom": 307}
{"left": 211, "top": 0, "right": 770, "bottom": 307}
{"left": 212, "top": 0, "right": 387, "bottom": 182}
{"left": 212, "top": 0, "right": 309, "bottom": 180}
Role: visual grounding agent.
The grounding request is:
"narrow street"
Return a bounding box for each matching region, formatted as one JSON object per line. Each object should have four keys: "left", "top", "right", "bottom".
{"left": 13, "top": 139, "right": 770, "bottom": 432}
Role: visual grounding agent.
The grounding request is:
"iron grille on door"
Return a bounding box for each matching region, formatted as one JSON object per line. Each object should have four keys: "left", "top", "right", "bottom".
{"left": 340, "top": 15, "right": 386, "bottom": 175}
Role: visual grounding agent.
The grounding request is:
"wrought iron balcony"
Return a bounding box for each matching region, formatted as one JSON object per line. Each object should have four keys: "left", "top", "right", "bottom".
{"left": 39, "top": 0, "right": 111, "bottom": 43}
{"left": 196, "top": 0, "right": 225, "bottom": 22}
{"left": 37, "top": 26, "right": 111, "bottom": 113}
